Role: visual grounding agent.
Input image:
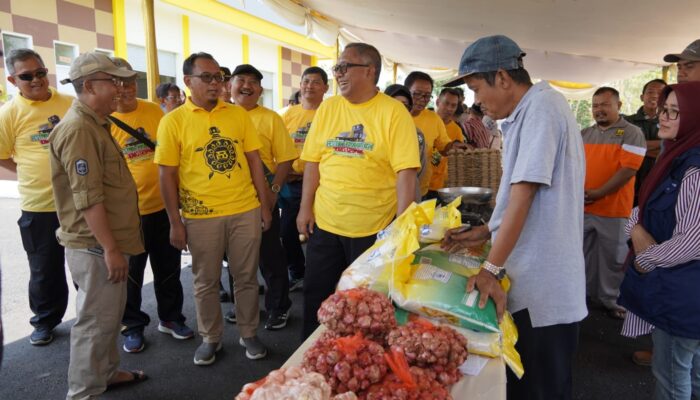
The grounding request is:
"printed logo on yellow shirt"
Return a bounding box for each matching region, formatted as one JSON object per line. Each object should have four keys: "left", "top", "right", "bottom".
{"left": 292, "top": 122, "right": 311, "bottom": 149}
{"left": 195, "top": 126, "right": 242, "bottom": 180}
{"left": 325, "top": 124, "right": 374, "bottom": 158}
{"left": 179, "top": 188, "right": 213, "bottom": 216}
{"left": 122, "top": 129, "right": 155, "bottom": 163}
{"left": 431, "top": 148, "right": 442, "bottom": 166}
{"left": 30, "top": 115, "right": 60, "bottom": 148}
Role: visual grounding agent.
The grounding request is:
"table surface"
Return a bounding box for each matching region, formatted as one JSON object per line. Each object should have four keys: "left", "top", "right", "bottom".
{"left": 282, "top": 326, "right": 507, "bottom": 400}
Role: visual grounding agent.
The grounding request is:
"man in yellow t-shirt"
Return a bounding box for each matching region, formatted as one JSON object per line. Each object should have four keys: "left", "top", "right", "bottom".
{"left": 429, "top": 88, "right": 466, "bottom": 195}
{"left": 228, "top": 63, "right": 297, "bottom": 330}
{"left": 280, "top": 66, "right": 329, "bottom": 291}
{"left": 155, "top": 52, "right": 272, "bottom": 365}
{"left": 109, "top": 58, "right": 193, "bottom": 354}
{"left": 405, "top": 71, "right": 466, "bottom": 198}
{"left": 297, "top": 43, "right": 420, "bottom": 338}
{"left": 0, "top": 48, "right": 72, "bottom": 346}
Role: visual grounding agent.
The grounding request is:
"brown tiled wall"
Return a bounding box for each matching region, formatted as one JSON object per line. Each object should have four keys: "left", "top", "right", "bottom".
{"left": 281, "top": 46, "right": 312, "bottom": 106}
{"left": 0, "top": 0, "right": 114, "bottom": 90}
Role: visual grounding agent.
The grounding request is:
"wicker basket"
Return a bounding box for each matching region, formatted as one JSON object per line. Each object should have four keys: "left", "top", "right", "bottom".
{"left": 446, "top": 148, "right": 502, "bottom": 206}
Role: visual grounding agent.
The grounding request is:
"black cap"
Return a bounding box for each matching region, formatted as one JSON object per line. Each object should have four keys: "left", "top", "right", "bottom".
{"left": 232, "top": 64, "right": 263, "bottom": 81}
{"left": 384, "top": 84, "right": 413, "bottom": 110}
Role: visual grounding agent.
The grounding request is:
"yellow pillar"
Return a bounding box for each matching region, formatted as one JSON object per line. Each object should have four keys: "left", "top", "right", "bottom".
{"left": 392, "top": 63, "right": 398, "bottom": 84}
{"left": 277, "top": 45, "right": 283, "bottom": 109}
{"left": 242, "top": 34, "right": 250, "bottom": 64}
{"left": 142, "top": 0, "right": 160, "bottom": 102}
{"left": 310, "top": 55, "right": 317, "bottom": 67}
{"left": 112, "top": 0, "right": 127, "bottom": 57}
{"left": 181, "top": 15, "right": 190, "bottom": 96}
{"left": 662, "top": 66, "right": 669, "bottom": 82}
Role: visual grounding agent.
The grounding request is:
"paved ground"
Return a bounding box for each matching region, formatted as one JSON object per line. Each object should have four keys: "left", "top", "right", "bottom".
{"left": 0, "top": 195, "right": 655, "bottom": 399}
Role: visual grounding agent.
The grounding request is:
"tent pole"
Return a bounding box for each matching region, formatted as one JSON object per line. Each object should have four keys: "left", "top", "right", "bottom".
{"left": 393, "top": 63, "right": 397, "bottom": 84}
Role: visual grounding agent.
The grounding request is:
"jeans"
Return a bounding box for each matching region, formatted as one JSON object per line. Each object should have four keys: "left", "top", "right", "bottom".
{"left": 280, "top": 187, "right": 305, "bottom": 280}
{"left": 17, "top": 211, "right": 68, "bottom": 330}
{"left": 652, "top": 328, "right": 700, "bottom": 400}
{"left": 122, "top": 209, "right": 186, "bottom": 334}
{"left": 259, "top": 208, "right": 291, "bottom": 314}
{"left": 302, "top": 225, "right": 375, "bottom": 338}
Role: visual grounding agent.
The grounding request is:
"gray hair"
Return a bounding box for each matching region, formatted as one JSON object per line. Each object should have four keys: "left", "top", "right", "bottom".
{"left": 5, "top": 48, "right": 45, "bottom": 75}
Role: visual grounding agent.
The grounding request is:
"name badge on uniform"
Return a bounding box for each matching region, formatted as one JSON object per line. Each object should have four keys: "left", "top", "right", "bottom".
{"left": 615, "top": 129, "right": 625, "bottom": 137}
{"left": 75, "top": 159, "right": 89, "bottom": 176}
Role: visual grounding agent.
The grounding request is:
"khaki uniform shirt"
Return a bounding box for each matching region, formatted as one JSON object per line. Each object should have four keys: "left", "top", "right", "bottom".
{"left": 49, "top": 99, "right": 144, "bottom": 255}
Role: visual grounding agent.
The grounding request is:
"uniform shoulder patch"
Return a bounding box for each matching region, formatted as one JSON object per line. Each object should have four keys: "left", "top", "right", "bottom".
{"left": 75, "top": 159, "right": 89, "bottom": 176}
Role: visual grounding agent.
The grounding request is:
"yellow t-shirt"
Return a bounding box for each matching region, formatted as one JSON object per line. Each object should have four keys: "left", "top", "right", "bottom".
{"left": 281, "top": 104, "right": 317, "bottom": 173}
{"left": 429, "top": 120, "right": 464, "bottom": 191}
{"left": 246, "top": 105, "right": 297, "bottom": 174}
{"left": 301, "top": 93, "right": 420, "bottom": 237}
{"left": 154, "top": 98, "right": 262, "bottom": 219}
{"left": 110, "top": 99, "right": 165, "bottom": 215}
{"left": 0, "top": 88, "right": 73, "bottom": 211}
{"left": 413, "top": 109, "right": 451, "bottom": 195}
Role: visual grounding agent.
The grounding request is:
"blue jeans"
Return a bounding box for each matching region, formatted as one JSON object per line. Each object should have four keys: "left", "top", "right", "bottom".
{"left": 652, "top": 328, "right": 700, "bottom": 400}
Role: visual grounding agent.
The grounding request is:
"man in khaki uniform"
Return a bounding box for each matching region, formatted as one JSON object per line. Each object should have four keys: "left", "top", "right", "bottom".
{"left": 50, "top": 52, "right": 147, "bottom": 399}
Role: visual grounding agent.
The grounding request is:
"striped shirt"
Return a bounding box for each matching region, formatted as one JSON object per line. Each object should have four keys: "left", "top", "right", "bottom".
{"left": 461, "top": 117, "right": 492, "bottom": 149}
{"left": 621, "top": 166, "right": 700, "bottom": 337}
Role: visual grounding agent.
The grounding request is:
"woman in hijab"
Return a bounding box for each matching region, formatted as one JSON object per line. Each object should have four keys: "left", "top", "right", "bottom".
{"left": 618, "top": 81, "right": 700, "bottom": 400}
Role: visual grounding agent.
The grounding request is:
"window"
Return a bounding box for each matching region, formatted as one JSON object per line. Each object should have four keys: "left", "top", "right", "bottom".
{"left": 2, "top": 32, "right": 33, "bottom": 99}
{"left": 259, "top": 70, "right": 275, "bottom": 109}
{"left": 94, "top": 48, "right": 114, "bottom": 58}
{"left": 126, "top": 44, "right": 178, "bottom": 99}
{"left": 53, "top": 41, "right": 79, "bottom": 96}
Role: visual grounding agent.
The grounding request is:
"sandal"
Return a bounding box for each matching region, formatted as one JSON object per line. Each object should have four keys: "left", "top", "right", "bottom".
{"left": 606, "top": 308, "right": 626, "bottom": 320}
{"left": 106, "top": 369, "right": 148, "bottom": 390}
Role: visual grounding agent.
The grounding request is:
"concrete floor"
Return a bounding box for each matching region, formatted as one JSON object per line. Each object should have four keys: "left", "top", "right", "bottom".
{"left": 0, "top": 197, "right": 655, "bottom": 399}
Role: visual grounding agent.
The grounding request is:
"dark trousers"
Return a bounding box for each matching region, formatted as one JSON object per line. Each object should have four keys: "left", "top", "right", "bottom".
{"left": 280, "top": 189, "right": 305, "bottom": 280}
{"left": 259, "top": 208, "right": 291, "bottom": 314}
{"left": 122, "top": 209, "right": 185, "bottom": 334}
{"left": 302, "top": 225, "right": 375, "bottom": 338}
{"left": 17, "top": 211, "right": 68, "bottom": 330}
{"left": 507, "top": 309, "right": 580, "bottom": 400}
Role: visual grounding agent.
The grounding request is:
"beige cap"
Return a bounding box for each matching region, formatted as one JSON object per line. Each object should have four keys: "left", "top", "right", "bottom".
{"left": 60, "top": 51, "right": 137, "bottom": 84}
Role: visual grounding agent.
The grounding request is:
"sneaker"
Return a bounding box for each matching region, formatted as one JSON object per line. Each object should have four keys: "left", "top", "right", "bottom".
{"left": 265, "top": 312, "right": 288, "bottom": 330}
{"left": 289, "top": 278, "right": 304, "bottom": 292}
{"left": 123, "top": 331, "right": 145, "bottom": 353}
{"left": 158, "top": 321, "right": 194, "bottom": 340}
{"left": 29, "top": 327, "right": 53, "bottom": 346}
{"left": 224, "top": 309, "right": 236, "bottom": 324}
{"left": 239, "top": 336, "right": 267, "bottom": 360}
{"left": 193, "top": 341, "right": 222, "bottom": 366}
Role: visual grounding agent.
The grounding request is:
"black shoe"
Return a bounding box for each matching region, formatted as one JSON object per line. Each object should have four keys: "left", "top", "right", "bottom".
{"left": 29, "top": 327, "right": 54, "bottom": 346}
{"left": 224, "top": 309, "right": 236, "bottom": 324}
{"left": 265, "top": 312, "right": 288, "bottom": 330}
{"left": 219, "top": 289, "right": 230, "bottom": 303}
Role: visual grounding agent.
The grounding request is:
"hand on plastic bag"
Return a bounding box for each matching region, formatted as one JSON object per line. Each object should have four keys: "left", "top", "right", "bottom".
{"left": 442, "top": 224, "right": 490, "bottom": 252}
{"left": 466, "top": 269, "right": 506, "bottom": 323}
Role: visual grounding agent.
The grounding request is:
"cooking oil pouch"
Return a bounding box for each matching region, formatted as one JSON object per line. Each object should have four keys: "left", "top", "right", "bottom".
{"left": 419, "top": 198, "right": 462, "bottom": 244}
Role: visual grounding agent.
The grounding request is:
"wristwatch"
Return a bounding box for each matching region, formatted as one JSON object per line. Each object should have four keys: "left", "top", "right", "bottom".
{"left": 482, "top": 260, "right": 506, "bottom": 280}
{"left": 270, "top": 183, "right": 281, "bottom": 194}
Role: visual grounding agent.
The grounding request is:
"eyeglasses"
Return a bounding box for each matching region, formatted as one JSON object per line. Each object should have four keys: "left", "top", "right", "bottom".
{"left": 657, "top": 107, "right": 680, "bottom": 120}
{"left": 165, "top": 95, "right": 184, "bottom": 102}
{"left": 411, "top": 91, "right": 432, "bottom": 101}
{"left": 188, "top": 72, "right": 225, "bottom": 83}
{"left": 15, "top": 68, "right": 49, "bottom": 81}
{"left": 331, "top": 62, "right": 369, "bottom": 75}
{"left": 88, "top": 77, "right": 124, "bottom": 87}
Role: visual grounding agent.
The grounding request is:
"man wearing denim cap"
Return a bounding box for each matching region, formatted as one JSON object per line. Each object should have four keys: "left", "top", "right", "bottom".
{"left": 51, "top": 51, "right": 147, "bottom": 398}
{"left": 442, "top": 35, "right": 587, "bottom": 399}
{"left": 664, "top": 39, "right": 700, "bottom": 83}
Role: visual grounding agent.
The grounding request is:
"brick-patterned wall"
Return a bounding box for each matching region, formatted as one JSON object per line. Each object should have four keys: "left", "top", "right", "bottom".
{"left": 280, "top": 46, "right": 312, "bottom": 107}
{"left": 0, "top": 0, "right": 114, "bottom": 89}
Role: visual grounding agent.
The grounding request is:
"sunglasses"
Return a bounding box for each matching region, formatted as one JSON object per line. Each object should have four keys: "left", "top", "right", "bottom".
{"left": 15, "top": 68, "right": 48, "bottom": 81}
{"left": 188, "top": 72, "right": 225, "bottom": 83}
{"left": 331, "top": 62, "right": 369, "bottom": 75}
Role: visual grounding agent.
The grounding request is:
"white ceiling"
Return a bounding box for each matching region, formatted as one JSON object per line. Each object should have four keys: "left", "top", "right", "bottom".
{"left": 300, "top": 0, "right": 700, "bottom": 84}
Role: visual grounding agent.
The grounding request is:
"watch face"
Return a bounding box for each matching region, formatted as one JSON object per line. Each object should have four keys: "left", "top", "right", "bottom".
{"left": 271, "top": 184, "right": 281, "bottom": 193}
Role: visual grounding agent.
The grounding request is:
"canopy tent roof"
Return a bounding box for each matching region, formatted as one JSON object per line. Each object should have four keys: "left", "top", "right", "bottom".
{"left": 259, "top": 0, "right": 699, "bottom": 85}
